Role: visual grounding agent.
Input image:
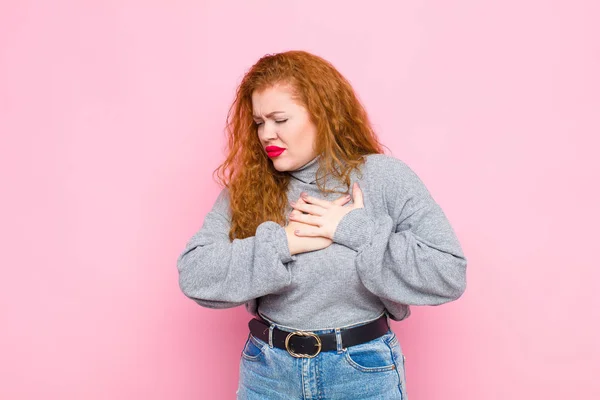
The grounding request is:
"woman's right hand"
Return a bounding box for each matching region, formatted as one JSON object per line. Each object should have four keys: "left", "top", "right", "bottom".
{"left": 284, "top": 193, "right": 350, "bottom": 255}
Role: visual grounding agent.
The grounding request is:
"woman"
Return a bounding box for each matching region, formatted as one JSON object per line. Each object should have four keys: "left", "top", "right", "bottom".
{"left": 177, "top": 50, "right": 467, "bottom": 399}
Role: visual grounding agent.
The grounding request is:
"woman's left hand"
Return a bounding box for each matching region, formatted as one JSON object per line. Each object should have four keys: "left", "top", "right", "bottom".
{"left": 288, "top": 182, "right": 364, "bottom": 240}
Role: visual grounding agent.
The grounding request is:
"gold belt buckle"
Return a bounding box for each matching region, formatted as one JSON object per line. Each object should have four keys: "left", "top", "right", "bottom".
{"left": 285, "top": 331, "right": 322, "bottom": 358}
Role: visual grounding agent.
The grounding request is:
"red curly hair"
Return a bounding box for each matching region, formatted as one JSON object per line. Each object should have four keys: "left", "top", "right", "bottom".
{"left": 215, "top": 50, "right": 384, "bottom": 240}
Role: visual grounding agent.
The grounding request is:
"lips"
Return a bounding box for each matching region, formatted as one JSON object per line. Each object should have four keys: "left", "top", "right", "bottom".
{"left": 265, "top": 146, "right": 286, "bottom": 158}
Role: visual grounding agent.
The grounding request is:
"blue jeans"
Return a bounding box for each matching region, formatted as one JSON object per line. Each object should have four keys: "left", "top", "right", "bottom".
{"left": 236, "top": 321, "right": 408, "bottom": 399}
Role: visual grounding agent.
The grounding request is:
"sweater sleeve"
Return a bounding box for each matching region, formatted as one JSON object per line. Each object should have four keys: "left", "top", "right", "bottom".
{"left": 177, "top": 188, "right": 296, "bottom": 308}
{"left": 332, "top": 160, "right": 467, "bottom": 306}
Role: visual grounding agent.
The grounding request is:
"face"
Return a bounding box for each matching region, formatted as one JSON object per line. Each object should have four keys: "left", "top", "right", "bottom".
{"left": 252, "top": 84, "right": 318, "bottom": 172}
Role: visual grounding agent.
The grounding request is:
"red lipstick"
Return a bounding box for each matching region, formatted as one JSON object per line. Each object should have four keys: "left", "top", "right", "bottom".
{"left": 265, "top": 146, "right": 286, "bottom": 158}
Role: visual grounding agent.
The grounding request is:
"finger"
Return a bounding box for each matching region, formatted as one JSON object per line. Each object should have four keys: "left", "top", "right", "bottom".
{"left": 332, "top": 193, "right": 352, "bottom": 206}
{"left": 352, "top": 182, "right": 364, "bottom": 208}
{"left": 290, "top": 200, "right": 325, "bottom": 216}
{"left": 293, "top": 196, "right": 310, "bottom": 215}
{"left": 288, "top": 212, "right": 321, "bottom": 227}
{"left": 300, "top": 193, "right": 333, "bottom": 209}
{"left": 296, "top": 196, "right": 307, "bottom": 205}
{"left": 294, "top": 226, "right": 324, "bottom": 237}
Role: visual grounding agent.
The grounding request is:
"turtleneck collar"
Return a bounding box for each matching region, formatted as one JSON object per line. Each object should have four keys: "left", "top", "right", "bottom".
{"left": 288, "top": 156, "right": 321, "bottom": 184}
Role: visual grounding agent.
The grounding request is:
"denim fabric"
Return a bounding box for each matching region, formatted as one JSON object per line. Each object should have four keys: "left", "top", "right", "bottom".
{"left": 236, "top": 327, "right": 408, "bottom": 399}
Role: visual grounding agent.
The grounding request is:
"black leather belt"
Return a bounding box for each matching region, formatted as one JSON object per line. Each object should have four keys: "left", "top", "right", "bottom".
{"left": 248, "top": 314, "right": 389, "bottom": 358}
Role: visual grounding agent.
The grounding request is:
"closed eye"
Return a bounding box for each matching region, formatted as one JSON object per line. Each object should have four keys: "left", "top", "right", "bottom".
{"left": 275, "top": 119, "right": 288, "bottom": 124}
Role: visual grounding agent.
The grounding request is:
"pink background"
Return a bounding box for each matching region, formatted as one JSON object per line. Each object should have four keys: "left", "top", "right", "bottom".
{"left": 1, "top": 1, "right": 599, "bottom": 399}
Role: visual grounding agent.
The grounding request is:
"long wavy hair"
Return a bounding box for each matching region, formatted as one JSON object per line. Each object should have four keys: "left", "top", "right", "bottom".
{"left": 215, "top": 50, "right": 384, "bottom": 240}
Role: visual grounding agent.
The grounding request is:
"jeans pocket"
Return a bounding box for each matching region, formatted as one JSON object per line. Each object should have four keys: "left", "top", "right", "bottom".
{"left": 343, "top": 332, "right": 397, "bottom": 373}
{"left": 387, "top": 334, "right": 408, "bottom": 398}
{"left": 241, "top": 334, "right": 267, "bottom": 362}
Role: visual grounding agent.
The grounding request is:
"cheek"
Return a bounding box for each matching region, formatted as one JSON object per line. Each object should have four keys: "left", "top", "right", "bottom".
{"left": 280, "top": 121, "right": 317, "bottom": 150}
{"left": 289, "top": 130, "right": 313, "bottom": 149}
{"left": 301, "top": 123, "right": 318, "bottom": 148}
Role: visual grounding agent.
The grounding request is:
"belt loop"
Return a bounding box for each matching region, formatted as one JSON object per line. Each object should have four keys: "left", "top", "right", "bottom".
{"left": 335, "top": 328, "right": 343, "bottom": 353}
{"left": 268, "top": 325, "right": 275, "bottom": 348}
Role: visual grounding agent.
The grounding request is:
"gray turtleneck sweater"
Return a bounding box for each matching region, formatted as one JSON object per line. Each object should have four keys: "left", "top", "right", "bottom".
{"left": 177, "top": 154, "right": 467, "bottom": 330}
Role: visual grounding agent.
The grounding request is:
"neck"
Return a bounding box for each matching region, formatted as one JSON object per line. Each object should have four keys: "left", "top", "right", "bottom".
{"left": 287, "top": 156, "right": 320, "bottom": 184}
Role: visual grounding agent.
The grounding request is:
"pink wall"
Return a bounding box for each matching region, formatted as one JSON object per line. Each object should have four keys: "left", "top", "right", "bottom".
{"left": 1, "top": 1, "right": 599, "bottom": 399}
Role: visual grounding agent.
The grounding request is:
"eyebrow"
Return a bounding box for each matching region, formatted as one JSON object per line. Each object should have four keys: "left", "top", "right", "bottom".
{"left": 252, "top": 111, "right": 286, "bottom": 119}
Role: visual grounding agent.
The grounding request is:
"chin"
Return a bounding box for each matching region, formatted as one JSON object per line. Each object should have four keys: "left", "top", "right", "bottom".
{"left": 271, "top": 158, "right": 296, "bottom": 172}
{"left": 271, "top": 161, "right": 289, "bottom": 172}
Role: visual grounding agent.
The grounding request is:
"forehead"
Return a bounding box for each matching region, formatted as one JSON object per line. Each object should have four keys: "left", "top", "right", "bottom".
{"left": 251, "top": 84, "right": 299, "bottom": 112}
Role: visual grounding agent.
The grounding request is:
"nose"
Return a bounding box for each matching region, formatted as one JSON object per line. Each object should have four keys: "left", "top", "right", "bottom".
{"left": 258, "top": 121, "right": 278, "bottom": 143}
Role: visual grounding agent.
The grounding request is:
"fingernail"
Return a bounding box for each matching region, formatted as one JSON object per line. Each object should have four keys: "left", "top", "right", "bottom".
{"left": 290, "top": 201, "right": 296, "bottom": 206}
{"left": 301, "top": 192, "right": 308, "bottom": 199}
{"left": 294, "top": 229, "right": 300, "bottom": 234}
